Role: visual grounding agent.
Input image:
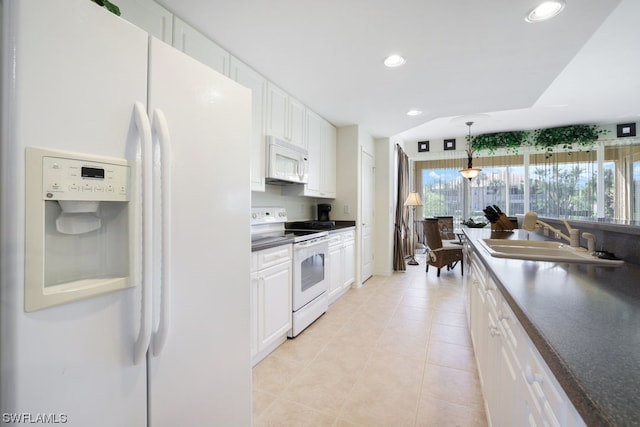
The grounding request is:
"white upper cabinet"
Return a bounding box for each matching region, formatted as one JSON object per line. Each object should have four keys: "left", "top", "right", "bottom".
{"left": 266, "top": 83, "right": 289, "bottom": 141}
{"left": 117, "top": 0, "right": 173, "bottom": 42}
{"left": 230, "top": 58, "right": 267, "bottom": 192}
{"left": 305, "top": 110, "right": 323, "bottom": 196}
{"left": 287, "top": 109, "right": 336, "bottom": 198}
{"left": 289, "top": 97, "right": 306, "bottom": 148}
{"left": 118, "top": 0, "right": 334, "bottom": 196}
{"left": 172, "top": 17, "right": 230, "bottom": 76}
{"left": 266, "top": 82, "right": 306, "bottom": 148}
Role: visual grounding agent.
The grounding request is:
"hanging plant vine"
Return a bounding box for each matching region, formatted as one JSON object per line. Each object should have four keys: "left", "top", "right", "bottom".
{"left": 531, "top": 124, "right": 606, "bottom": 158}
{"left": 468, "top": 131, "right": 529, "bottom": 155}
{"left": 91, "top": 0, "right": 121, "bottom": 16}
{"left": 468, "top": 124, "right": 607, "bottom": 158}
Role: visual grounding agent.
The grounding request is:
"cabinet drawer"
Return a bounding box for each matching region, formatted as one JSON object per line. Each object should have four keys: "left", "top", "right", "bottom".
{"left": 251, "top": 252, "right": 258, "bottom": 273}
{"left": 470, "top": 261, "right": 486, "bottom": 288}
{"left": 257, "top": 245, "right": 291, "bottom": 270}
{"left": 484, "top": 277, "right": 500, "bottom": 312}
{"left": 328, "top": 234, "right": 343, "bottom": 248}
{"left": 499, "top": 299, "right": 524, "bottom": 364}
{"left": 342, "top": 230, "right": 355, "bottom": 242}
{"left": 524, "top": 345, "right": 565, "bottom": 426}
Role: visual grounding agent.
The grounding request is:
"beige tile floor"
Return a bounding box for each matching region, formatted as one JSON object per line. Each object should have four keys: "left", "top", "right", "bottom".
{"left": 252, "top": 255, "right": 488, "bottom": 427}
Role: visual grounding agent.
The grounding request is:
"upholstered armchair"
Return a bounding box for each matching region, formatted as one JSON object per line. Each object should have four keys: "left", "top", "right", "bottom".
{"left": 422, "top": 218, "right": 463, "bottom": 277}
{"left": 435, "top": 216, "right": 456, "bottom": 241}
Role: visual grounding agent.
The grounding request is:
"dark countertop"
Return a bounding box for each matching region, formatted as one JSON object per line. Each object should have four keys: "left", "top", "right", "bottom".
{"left": 252, "top": 221, "right": 356, "bottom": 252}
{"left": 464, "top": 228, "right": 640, "bottom": 427}
{"left": 285, "top": 220, "right": 356, "bottom": 232}
{"left": 251, "top": 235, "right": 293, "bottom": 252}
{"left": 329, "top": 223, "right": 356, "bottom": 233}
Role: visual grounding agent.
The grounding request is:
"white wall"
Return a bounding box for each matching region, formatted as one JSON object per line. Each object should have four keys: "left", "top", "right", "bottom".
{"left": 251, "top": 186, "right": 321, "bottom": 221}
{"left": 373, "top": 138, "right": 394, "bottom": 276}
{"left": 333, "top": 126, "right": 359, "bottom": 221}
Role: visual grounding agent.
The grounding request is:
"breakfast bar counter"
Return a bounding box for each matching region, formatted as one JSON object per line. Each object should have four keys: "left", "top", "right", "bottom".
{"left": 464, "top": 228, "right": 640, "bottom": 426}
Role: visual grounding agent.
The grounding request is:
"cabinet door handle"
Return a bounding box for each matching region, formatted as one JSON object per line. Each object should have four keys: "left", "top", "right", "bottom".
{"left": 264, "top": 252, "right": 287, "bottom": 263}
{"left": 525, "top": 366, "right": 544, "bottom": 385}
{"left": 488, "top": 325, "right": 500, "bottom": 337}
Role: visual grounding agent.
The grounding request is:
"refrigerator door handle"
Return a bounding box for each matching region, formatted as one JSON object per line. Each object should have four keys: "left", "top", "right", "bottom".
{"left": 133, "top": 101, "right": 154, "bottom": 365}
{"left": 151, "top": 108, "right": 172, "bottom": 357}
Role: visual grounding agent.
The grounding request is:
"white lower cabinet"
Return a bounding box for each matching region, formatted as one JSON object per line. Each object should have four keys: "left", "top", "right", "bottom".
{"left": 342, "top": 232, "right": 355, "bottom": 288}
{"left": 327, "top": 234, "right": 342, "bottom": 302}
{"left": 251, "top": 245, "right": 292, "bottom": 366}
{"left": 327, "top": 230, "right": 355, "bottom": 304}
{"left": 467, "top": 250, "right": 586, "bottom": 427}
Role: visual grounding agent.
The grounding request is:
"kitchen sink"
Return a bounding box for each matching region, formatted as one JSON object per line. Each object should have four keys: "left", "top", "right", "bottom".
{"left": 478, "top": 239, "right": 624, "bottom": 266}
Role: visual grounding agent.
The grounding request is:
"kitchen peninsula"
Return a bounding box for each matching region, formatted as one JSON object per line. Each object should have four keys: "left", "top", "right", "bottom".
{"left": 464, "top": 228, "right": 640, "bottom": 426}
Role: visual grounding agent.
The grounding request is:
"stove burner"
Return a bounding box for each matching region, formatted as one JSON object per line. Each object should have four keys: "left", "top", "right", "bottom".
{"left": 288, "top": 220, "right": 336, "bottom": 230}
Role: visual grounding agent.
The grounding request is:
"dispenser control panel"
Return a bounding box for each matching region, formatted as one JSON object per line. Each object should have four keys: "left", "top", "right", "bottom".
{"left": 42, "top": 155, "right": 130, "bottom": 202}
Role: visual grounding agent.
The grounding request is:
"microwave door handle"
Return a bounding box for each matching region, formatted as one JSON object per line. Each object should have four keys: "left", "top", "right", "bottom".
{"left": 299, "top": 155, "right": 307, "bottom": 179}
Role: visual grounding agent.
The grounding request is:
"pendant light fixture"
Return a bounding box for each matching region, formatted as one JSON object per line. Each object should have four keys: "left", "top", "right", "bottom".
{"left": 459, "top": 121, "right": 481, "bottom": 180}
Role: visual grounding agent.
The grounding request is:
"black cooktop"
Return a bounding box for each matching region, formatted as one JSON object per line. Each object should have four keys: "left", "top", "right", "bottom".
{"left": 287, "top": 220, "right": 336, "bottom": 230}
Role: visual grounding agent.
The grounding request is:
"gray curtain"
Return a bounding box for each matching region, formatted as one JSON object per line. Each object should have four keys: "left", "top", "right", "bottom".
{"left": 393, "top": 145, "right": 409, "bottom": 271}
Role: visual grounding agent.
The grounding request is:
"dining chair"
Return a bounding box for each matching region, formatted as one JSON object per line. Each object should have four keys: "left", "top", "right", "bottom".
{"left": 422, "top": 218, "right": 463, "bottom": 277}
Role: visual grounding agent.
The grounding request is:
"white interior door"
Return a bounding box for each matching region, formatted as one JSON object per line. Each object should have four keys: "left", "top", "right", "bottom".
{"left": 361, "top": 150, "right": 375, "bottom": 281}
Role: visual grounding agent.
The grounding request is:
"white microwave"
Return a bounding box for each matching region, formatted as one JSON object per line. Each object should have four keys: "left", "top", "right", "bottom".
{"left": 265, "top": 135, "right": 308, "bottom": 184}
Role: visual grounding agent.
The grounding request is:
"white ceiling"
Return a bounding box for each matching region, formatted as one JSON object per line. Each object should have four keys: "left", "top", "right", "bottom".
{"left": 156, "top": 0, "right": 639, "bottom": 142}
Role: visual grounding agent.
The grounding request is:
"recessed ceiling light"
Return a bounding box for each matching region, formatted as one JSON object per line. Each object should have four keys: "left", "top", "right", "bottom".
{"left": 384, "top": 54, "right": 406, "bottom": 68}
{"left": 525, "top": 0, "right": 566, "bottom": 23}
{"left": 407, "top": 109, "right": 422, "bottom": 116}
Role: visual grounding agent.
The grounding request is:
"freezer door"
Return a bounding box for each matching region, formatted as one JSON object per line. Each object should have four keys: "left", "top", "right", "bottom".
{"left": 1, "top": 0, "right": 148, "bottom": 425}
{"left": 146, "top": 38, "right": 252, "bottom": 426}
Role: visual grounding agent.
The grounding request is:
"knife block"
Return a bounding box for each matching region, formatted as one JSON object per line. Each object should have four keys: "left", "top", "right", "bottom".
{"left": 491, "top": 214, "right": 516, "bottom": 231}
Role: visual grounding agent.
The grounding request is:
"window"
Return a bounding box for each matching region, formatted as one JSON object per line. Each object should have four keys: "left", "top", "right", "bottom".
{"left": 414, "top": 140, "right": 640, "bottom": 222}
{"left": 605, "top": 144, "right": 640, "bottom": 221}
{"left": 467, "top": 165, "right": 525, "bottom": 219}
{"left": 529, "top": 151, "right": 600, "bottom": 218}
{"left": 420, "top": 167, "right": 463, "bottom": 220}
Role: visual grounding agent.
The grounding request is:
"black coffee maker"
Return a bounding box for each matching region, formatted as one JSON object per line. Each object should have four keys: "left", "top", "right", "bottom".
{"left": 317, "top": 204, "right": 332, "bottom": 221}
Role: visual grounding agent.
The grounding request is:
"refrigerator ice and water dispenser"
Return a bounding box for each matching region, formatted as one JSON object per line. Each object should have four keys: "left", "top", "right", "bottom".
{"left": 25, "top": 147, "right": 134, "bottom": 312}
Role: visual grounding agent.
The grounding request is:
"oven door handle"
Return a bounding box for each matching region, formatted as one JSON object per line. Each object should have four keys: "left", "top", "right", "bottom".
{"left": 295, "top": 237, "right": 328, "bottom": 248}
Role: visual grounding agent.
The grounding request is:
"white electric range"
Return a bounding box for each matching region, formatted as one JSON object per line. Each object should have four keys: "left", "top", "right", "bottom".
{"left": 251, "top": 207, "right": 329, "bottom": 337}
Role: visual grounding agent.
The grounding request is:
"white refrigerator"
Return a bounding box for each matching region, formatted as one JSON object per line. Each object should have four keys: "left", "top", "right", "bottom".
{"left": 1, "top": 1, "right": 252, "bottom": 426}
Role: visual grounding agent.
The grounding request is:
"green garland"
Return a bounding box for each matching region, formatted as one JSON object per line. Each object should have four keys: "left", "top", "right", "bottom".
{"left": 91, "top": 0, "right": 121, "bottom": 16}
{"left": 468, "top": 131, "right": 528, "bottom": 155}
{"left": 468, "top": 124, "right": 606, "bottom": 157}
{"left": 532, "top": 125, "right": 605, "bottom": 158}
